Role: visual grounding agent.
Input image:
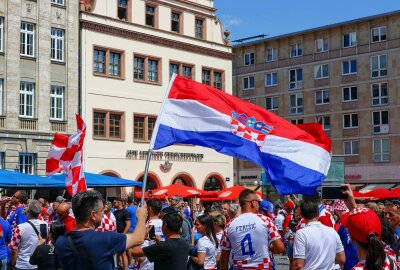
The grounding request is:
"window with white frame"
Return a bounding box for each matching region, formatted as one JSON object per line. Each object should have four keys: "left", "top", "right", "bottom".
{"left": 19, "top": 82, "right": 35, "bottom": 118}
{"left": 0, "top": 17, "right": 3, "bottom": 52}
{"left": 244, "top": 53, "right": 254, "bottom": 66}
{"left": 0, "top": 79, "right": 3, "bottom": 115}
{"left": 51, "top": 0, "right": 64, "bottom": 5}
{"left": 290, "top": 43, "right": 302, "bottom": 58}
{"left": 50, "top": 86, "right": 64, "bottom": 120}
{"left": 19, "top": 153, "right": 35, "bottom": 174}
{"left": 371, "top": 54, "right": 387, "bottom": 78}
{"left": 51, "top": 28, "right": 64, "bottom": 62}
{"left": 372, "top": 110, "right": 389, "bottom": 134}
{"left": 342, "top": 86, "right": 358, "bottom": 102}
{"left": 266, "top": 48, "right": 277, "bottom": 62}
{"left": 266, "top": 96, "right": 279, "bottom": 111}
{"left": 343, "top": 113, "right": 358, "bottom": 128}
{"left": 289, "top": 68, "right": 302, "bottom": 90}
{"left": 371, "top": 82, "right": 388, "bottom": 106}
{"left": 344, "top": 140, "right": 359, "bottom": 156}
{"left": 315, "top": 38, "right": 328, "bottom": 53}
{"left": 20, "top": 22, "right": 35, "bottom": 57}
{"left": 314, "top": 64, "right": 329, "bottom": 79}
{"left": 373, "top": 139, "right": 390, "bottom": 162}
{"left": 243, "top": 76, "right": 254, "bottom": 90}
{"left": 342, "top": 59, "right": 357, "bottom": 75}
{"left": 291, "top": 119, "right": 303, "bottom": 124}
{"left": 0, "top": 152, "right": 4, "bottom": 169}
{"left": 343, "top": 32, "right": 357, "bottom": 48}
{"left": 290, "top": 93, "right": 303, "bottom": 115}
{"left": 371, "top": 26, "right": 386, "bottom": 43}
{"left": 265, "top": 72, "right": 277, "bottom": 87}
{"left": 316, "top": 116, "right": 330, "bottom": 131}
{"left": 315, "top": 89, "right": 329, "bottom": 105}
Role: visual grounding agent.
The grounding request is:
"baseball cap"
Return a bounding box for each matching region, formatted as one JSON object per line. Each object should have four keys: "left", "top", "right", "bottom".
{"left": 341, "top": 207, "right": 381, "bottom": 244}
{"left": 284, "top": 201, "right": 295, "bottom": 210}
{"left": 259, "top": 200, "right": 274, "bottom": 213}
{"left": 56, "top": 196, "right": 65, "bottom": 203}
{"left": 161, "top": 206, "right": 177, "bottom": 215}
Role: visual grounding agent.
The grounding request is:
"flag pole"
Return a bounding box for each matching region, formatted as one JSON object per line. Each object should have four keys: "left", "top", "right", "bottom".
{"left": 141, "top": 74, "right": 178, "bottom": 206}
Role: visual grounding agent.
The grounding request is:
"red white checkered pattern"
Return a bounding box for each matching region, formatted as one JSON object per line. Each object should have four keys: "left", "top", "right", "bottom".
{"left": 8, "top": 226, "right": 21, "bottom": 250}
{"left": 46, "top": 114, "right": 87, "bottom": 197}
{"left": 96, "top": 214, "right": 117, "bottom": 232}
{"left": 230, "top": 119, "right": 266, "bottom": 148}
{"left": 8, "top": 204, "right": 25, "bottom": 233}
{"left": 332, "top": 199, "right": 348, "bottom": 211}
{"left": 352, "top": 255, "right": 395, "bottom": 270}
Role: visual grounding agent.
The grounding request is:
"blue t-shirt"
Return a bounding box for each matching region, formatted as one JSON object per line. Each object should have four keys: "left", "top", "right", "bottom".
{"left": 127, "top": 205, "right": 137, "bottom": 233}
{"left": 0, "top": 218, "right": 11, "bottom": 260}
{"left": 337, "top": 225, "right": 358, "bottom": 270}
{"left": 7, "top": 207, "right": 27, "bottom": 227}
{"left": 55, "top": 230, "right": 127, "bottom": 270}
{"left": 396, "top": 227, "right": 400, "bottom": 238}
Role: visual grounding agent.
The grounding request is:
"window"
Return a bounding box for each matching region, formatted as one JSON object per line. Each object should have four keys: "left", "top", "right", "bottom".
{"left": 372, "top": 111, "right": 389, "bottom": 134}
{"left": 371, "top": 26, "right": 386, "bottom": 43}
{"left": 133, "top": 54, "right": 161, "bottom": 83}
{"left": 371, "top": 82, "right": 388, "bottom": 106}
{"left": 342, "top": 86, "right": 358, "bottom": 102}
{"left": 290, "top": 93, "right": 303, "bottom": 114}
{"left": 182, "top": 66, "right": 192, "bottom": 79}
{"left": 202, "top": 70, "right": 210, "bottom": 85}
{"left": 266, "top": 48, "right": 277, "bottom": 62}
{"left": 314, "top": 64, "right": 329, "bottom": 79}
{"left": 289, "top": 68, "right": 302, "bottom": 90}
{"left": 0, "top": 152, "right": 4, "bottom": 169}
{"left": 93, "top": 49, "right": 106, "bottom": 74}
{"left": 344, "top": 141, "right": 359, "bottom": 156}
{"left": 51, "top": 0, "right": 64, "bottom": 5}
{"left": 170, "top": 63, "right": 179, "bottom": 78}
{"left": 373, "top": 139, "right": 390, "bottom": 162}
{"left": 343, "top": 32, "right": 357, "bottom": 48}
{"left": 244, "top": 53, "right": 255, "bottom": 66}
{"left": 315, "top": 38, "right": 328, "bottom": 53}
{"left": 342, "top": 60, "right": 357, "bottom": 75}
{"left": 169, "top": 61, "right": 194, "bottom": 79}
{"left": 19, "top": 82, "right": 35, "bottom": 118}
{"left": 266, "top": 96, "right": 279, "bottom": 111}
{"left": 145, "top": 6, "right": 155, "bottom": 27}
{"left": 243, "top": 76, "right": 255, "bottom": 90}
{"left": 265, "top": 72, "right": 277, "bottom": 87}
{"left": 0, "top": 79, "right": 3, "bottom": 115}
{"left": 20, "top": 22, "right": 35, "bottom": 57}
{"left": 118, "top": 0, "right": 128, "bottom": 21}
{"left": 371, "top": 54, "right": 387, "bottom": 78}
{"left": 93, "top": 110, "right": 124, "bottom": 140}
{"left": 19, "top": 153, "right": 35, "bottom": 174}
{"left": 343, "top": 113, "right": 358, "bottom": 128}
{"left": 202, "top": 68, "right": 224, "bottom": 90}
{"left": 316, "top": 116, "right": 330, "bottom": 131}
{"left": 315, "top": 89, "right": 329, "bottom": 105}
{"left": 213, "top": 72, "right": 222, "bottom": 90}
{"left": 291, "top": 119, "right": 303, "bottom": 124}
{"left": 51, "top": 28, "right": 64, "bottom": 62}
{"left": 290, "top": 43, "right": 302, "bottom": 58}
{"left": 109, "top": 52, "right": 121, "bottom": 76}
{"left": 195, "top": 18, "right": 204, "bottom": 39}
{"left": 93, "top": 47, "right": 124, "bottom": 78}
{"left": 171, "top": 12, "right": 180, "bottom": 33}
{"left": 0, "top": 17, "right": 3, "bottom": 52}
{"left": 50, "top": 86, "right": 64, "bottom": 120}
{"left": 134, "top": 114, "right": 156, "bottom": 142}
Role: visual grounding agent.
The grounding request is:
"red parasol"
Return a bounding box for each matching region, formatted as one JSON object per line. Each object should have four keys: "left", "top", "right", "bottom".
{"left": 201, "top": 186, "right": 263, "bottom": 201}
{"left": 135, "top": 184, "right": 215, "bottom": 199}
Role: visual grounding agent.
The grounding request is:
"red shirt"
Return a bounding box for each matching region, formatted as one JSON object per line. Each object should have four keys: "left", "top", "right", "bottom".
{"left": 283, "top": 212, "right": 293, "bottom": 229}
{"left": 62, "top": 215, "right": 76, "bottom": 233}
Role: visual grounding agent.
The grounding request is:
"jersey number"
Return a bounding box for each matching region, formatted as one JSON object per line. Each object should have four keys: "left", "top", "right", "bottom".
{"left": 240, "top": 233, "right": 255, "bottom": 256}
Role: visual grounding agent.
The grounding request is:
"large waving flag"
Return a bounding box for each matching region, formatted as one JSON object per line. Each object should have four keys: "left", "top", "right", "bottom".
{"left": 46, "top": 114, "right": 87, "bottom": 196}
{"left": 150, "top": 75, "right": 331, "bottom": 195}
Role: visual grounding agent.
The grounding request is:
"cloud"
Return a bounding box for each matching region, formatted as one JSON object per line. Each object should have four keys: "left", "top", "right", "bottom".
{"left": 220, "top": 15, "right": 241, "bottom": 28}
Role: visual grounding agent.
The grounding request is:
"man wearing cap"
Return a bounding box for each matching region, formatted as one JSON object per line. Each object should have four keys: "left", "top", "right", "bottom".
{"left": 283, "top": 200, "right": 295, "bottom": 232}
{"left": 292, "top": 199, "right": 345, "bottom": 270}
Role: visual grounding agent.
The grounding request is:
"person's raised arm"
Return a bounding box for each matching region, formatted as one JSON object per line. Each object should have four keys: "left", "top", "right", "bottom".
{"left": 125, "top": 205, "right": 147, "bottom": 249}
{"left": 341, "top": 184, "right": 357, "bottom": 211}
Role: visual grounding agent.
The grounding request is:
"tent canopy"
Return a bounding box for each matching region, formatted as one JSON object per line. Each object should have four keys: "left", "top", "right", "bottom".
{"left": 0, "top": 170, "right": 142, "bottom": 189}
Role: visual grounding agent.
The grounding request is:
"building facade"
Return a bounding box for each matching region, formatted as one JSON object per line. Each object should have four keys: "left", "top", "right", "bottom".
{"left": 80, "top": 0, "right": 233, "bottom": 199}
{"left": 233, "top": 11, "right": 400, "bottom": 188}
{"left": 0, "top": 0, "right": 79, "bottom": 179}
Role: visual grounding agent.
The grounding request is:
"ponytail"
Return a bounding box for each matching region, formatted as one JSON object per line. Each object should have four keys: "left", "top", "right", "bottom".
{"left": 361, "top": 234, "right": 386, "bottom": 270}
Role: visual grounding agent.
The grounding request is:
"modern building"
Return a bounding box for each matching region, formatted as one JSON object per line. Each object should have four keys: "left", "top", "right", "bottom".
{"left": 0, "top": 0, "right": 79, "bottom": 184}
{"left": 80, "top": 0, "right": 233, "bottom": 199}
{"left": 232, "top": 11, "right": 400, "bottom": 189}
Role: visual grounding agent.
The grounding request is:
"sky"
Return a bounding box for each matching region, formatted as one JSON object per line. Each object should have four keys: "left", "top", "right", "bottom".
{"left": 215, "top": 1, "right": 400, "bottom": 43}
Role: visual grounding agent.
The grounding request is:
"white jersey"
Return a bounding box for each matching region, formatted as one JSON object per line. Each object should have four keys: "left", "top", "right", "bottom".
{"left": 138, "top": 219, "right": 164, "bottom": 270}
{"left": 220, "top": 213, "right": 281, "bottom": 269}
{"left": 197, "top": 236, "right": 218, "bottom": 270}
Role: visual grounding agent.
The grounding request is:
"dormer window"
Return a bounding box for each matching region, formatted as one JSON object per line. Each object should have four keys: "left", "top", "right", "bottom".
{"left": 118, "top": 0, "right": 128, "bottom": 21}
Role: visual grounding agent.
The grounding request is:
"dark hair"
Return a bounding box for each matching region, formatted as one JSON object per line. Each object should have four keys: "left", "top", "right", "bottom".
{"left": 289, "top": 219, "right": 298, "bottom": 230}
{"left": 239, "top": 189, "right": 255, "bottom": 207}
{"left": 380, "top": 217, "right": 395, "bottom": 246}
{"left": 146, "top": 198, "right": 162, "bottom": 215}
{"left": 359, "top": 234, "right": 386, "bottom": 270}
{"left": 197, "top": 214, "right": 219, "bottom": 248}
{"left": 302, "top": 192, "right": 321, "bottom": 205}
{"left": 203, "top": 205, "right": 212, "bottom": 215}
{"left": 72, "top": 190, "right": 104, "bottom": 224}
{"left": 127, "top": 196, "right": 135, "bottom": 204}
{"left": 299, "top": 200, "right": 318, "bottom": 220}
{"left": 162, "top": 213, "right": 182, "bottom": 233}
{"left": 17, "top": 191, "right": 28, "bottom": 204}
{"left": 50, "top": 221, "right": 66, "bottom": 242}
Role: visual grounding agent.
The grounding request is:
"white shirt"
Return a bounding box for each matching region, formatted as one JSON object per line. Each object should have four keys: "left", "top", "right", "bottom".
{"left": 197, "top": 236, "right": 218, "bottom": 270}
{"left": 274, "top": 213, "right": 285, "bottom": 231}
{"left": 138, "top": 219, "right": 164, "bottom": 270}
{"left": 293, "top": 221, "right": 344, "bottom": 270}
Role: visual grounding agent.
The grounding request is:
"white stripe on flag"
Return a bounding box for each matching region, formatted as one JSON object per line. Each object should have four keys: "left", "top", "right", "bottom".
{"left": 47, "top": 145, "right": 66, "bottom": 160}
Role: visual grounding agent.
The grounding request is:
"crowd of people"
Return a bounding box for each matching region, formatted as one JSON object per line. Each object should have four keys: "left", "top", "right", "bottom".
{"left": 0, "top": 185, "right": 398, "bottom": 270}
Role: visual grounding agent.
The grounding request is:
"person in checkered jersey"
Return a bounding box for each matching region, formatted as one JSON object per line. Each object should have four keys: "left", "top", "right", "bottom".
{"left": 220, "top": 189, "right": 284, "bottom": 270}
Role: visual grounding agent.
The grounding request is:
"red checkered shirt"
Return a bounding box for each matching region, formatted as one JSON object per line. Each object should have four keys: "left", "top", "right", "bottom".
{"left": 96, "top": 214, "right": 117, "bottom": 232}
{"left": 8, "top": 203, "right": 26, "bottom": 233}
{"left": 351, "top": 255, "right": 397, "bottom": 270}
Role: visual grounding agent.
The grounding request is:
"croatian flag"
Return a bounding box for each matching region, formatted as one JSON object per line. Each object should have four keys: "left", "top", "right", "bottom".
{"left": 150, "top": 75, "right": 331, "bottom": 195}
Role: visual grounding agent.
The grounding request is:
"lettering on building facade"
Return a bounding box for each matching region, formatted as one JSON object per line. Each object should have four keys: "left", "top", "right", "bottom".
{"left": 126, "top": 150, "right": 204, "bottom": 162}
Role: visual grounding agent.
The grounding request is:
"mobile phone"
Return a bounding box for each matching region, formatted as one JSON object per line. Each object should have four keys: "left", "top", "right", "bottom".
{"left": 39, "top": 224, "right": 47, "bottom": 239}
{"left": 321, "top": 186, "right": 347, "bottom": 200}
{"left": 148, "top": 190, "right": 153, "bottom": 198}
{"left": 148, "top": 225, "right": 156, "bottom": 240}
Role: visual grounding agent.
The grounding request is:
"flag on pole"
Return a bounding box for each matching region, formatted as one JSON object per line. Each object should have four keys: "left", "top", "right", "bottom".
{"left": 46, "top": 114, "right": 87, "bottom": 196}
{"left": 150, "top": 75, "right": 331, "bottom": 195}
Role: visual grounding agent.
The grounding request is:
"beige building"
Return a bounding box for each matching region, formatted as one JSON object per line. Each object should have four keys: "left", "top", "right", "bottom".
{"left": 0, "top": 0, "right": 79, "bottom": 179}
{"left": 233, "top": 11, "right": 400, "bottom": 188}
{"left": 80, "top": 0, "right": 233, "bottom": 199}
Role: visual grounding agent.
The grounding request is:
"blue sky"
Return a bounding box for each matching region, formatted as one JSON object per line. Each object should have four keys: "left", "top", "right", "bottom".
{"left": 215, "top": 1, "right": 400, "bottom": 42}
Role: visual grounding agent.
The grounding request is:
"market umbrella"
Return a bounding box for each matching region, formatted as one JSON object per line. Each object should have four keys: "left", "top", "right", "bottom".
{"left": 201, "top": 186, "right": 263, "bottom": 201}
{"left": 135, "top": 184, "right": 215, "bottom": 199}
{"left": 363, "top": 188, "right": 396, "bottom": 199}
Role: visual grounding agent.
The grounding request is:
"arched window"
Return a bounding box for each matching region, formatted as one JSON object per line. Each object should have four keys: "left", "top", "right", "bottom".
{"left": 204, "top": 176, "right": 223, "bottom": 191}
{"left": 138, "top": 175, "right": 159, "bottom": 190}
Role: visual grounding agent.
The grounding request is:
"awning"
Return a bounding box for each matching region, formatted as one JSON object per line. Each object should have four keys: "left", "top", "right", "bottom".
{"left": 358, "top": 183, "right": 396, "bottom": 193}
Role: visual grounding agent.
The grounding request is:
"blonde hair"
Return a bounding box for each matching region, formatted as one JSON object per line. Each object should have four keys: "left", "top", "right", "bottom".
{"left": 209, "top": 211, "right": 226, "bottom": 228}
